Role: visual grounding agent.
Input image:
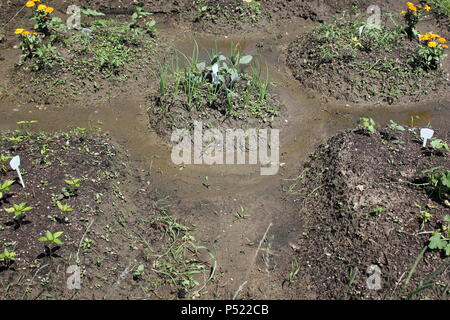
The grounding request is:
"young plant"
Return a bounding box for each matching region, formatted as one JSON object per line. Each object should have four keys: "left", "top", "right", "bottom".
{"left": 415, "top": 33, "right": 448, "bottom": 70}
{"left": 38, "top": 231, "right": 64, "bottom": 251}
{"left": 0, "top": 180, "right": 15, "bottom": 200}
{"left": 133, "top": 264, "right": 145, "bottom": 280}
{"left": 401, "top": 2, "right": 431, "bottom": 39}
{"left": 5, "top": 202, "right": 33, "bottom": 223}
{"left": 31, "top": 4, "right": 56, "bottom": 35}
{"left": 15, "top": 28, "right": 41, "bottom": 59}
{"left": 14, "top": 28, "right": 60, "bottom": 69}
{"left": 0, "top": 248, "right": 16, "bottom": 267}
{"left": 357, "top": 117, "right": 377, "bottom": 134}
{"left": 65, "top": 178, "right": 81, "bottom": 188}
{"left": 421, "top": 167, "right": 450, "bottom": 200}
{"left": 417, "top": 205, "right": 432, "bottom": 230}
{"left": 130, "top": 2, "right": 153, "bottom": 29}
{"left": 56, "top": 201, "right": 74, "bottom": 213}
{"left": 0, "top": 155, "right": 12, "bottom": 173}
{"left": 428, "top": 216, "right": 450, "bottom": 256}
{"left": 430, "top": 138, "right": 449, "bottom": 152}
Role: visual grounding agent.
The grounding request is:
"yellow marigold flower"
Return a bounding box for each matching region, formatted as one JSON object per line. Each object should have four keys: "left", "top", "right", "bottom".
{"left": 401, "top": 10, "right": 406, "bottom": 14}
{"left": 37, "top": 4, "right": 47, "bottom": 10}
{"left": 22, "top": 31, "right": 30, "bottom": 36}
{"left": 438, "top": 37, "right": 446, "bottom": 43}
{"left": 428, "top": 41, "right": 437, "bottom": 48}
{"left": 32, "top": 0, "right": 41, "bottom": 2}
{"left": 423, "top": 4, "right": 431, "bottom": 11}
{"left": 443, "top": 45, "right": 448, "bottom": 49}
{"left": 25, "top": 1, "right": 35, "bottom": 7}
{"left": 45, "top": 7, "right": 54, "bottom": 13}
{"left": 420, "top": 34, "right": 432, "bottom": 41}
{"left": 15, "top": 28, "right": 25, "bottom": 34}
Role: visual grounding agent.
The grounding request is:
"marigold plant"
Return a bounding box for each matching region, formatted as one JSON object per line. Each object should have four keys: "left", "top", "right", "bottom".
{"left": 401, "top": 2, "right": 431, "bottom": 39}
{"left": 24, "top": 1, "right": 55, "bottom": 35}
{"left": 415, "top": 32, "right": 448, "bottom": 70}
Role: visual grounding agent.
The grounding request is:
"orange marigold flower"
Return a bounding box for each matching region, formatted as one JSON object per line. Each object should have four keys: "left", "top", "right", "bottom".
{"left": 45, "top": 7, "right": 54, "bottom": 13}
{"left": 443, "top": 45, "right": 449, "bottom": 49}
{"left": 22, "top": 31, "right": 30, "bottom": 36}
{"left": 14, "top": 28, "right": 25, "bottom": 34}
{"left": 37, "top": 4, "right": 47, "bottom": 10}
{"left": 438, "top": 37, "right": 446, "bottom": 43}
{"left": 427, "top": 41, "right": 437, "bottom": 48}
{"left": 25, "top": 1, "right": 35, "bottom": 7}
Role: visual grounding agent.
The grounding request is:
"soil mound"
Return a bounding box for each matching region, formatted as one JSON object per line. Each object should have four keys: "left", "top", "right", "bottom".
{"left": 288, "top": 125, "right": 449, "bottom": 299}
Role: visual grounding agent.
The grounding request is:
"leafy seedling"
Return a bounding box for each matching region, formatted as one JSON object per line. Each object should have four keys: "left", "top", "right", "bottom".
{"left": 0, "top": 248, "right": 16, "bottom": 267}
{"left": 428, "top": 216, "right": 450, "bottom": 256}
{"left": 38, "top": 231, "right": 63, "bottom": 257}
{"left": 358, "top": 117, "right": 377, "bottom": 134}
{"left": 0, "top": 180, "right": 15, "bottom": 200}
{"left": 234, "top": 206, "right": 251, "bottom": 221}
{"left": 56, "top": 201, "right": 73, "bottom": 213}
{"left": 133, "top": 264, "right": 145, "bottom": 280}
{"left": 0, "top": 155, "right": 12, "bottom": 173}
{"left": 430, "top": 139, "right": 449, "bottom": 152}
{"left": 389, "top": 120, "right": 405, "bottom": 131}
{"left": 65, "top": 179, "right": 81, "bottom": 188}
{"left": 5, "top": 202, "right": 32, "bottom": 224}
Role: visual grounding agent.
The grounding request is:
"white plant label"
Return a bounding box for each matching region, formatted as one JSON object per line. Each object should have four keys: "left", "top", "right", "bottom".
{"left": 420, "top": 128, "right": 434, "bottom": 148}
{"left": 9, "top": 156, "right": 25, "bottom": 188}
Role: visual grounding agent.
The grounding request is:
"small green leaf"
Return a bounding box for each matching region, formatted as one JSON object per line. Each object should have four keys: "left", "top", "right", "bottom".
{"left": 429, "top": 233, "right": 447, "bottom": 250}
{"left": 239, "top": 55, "right": 253, "bottom": 65}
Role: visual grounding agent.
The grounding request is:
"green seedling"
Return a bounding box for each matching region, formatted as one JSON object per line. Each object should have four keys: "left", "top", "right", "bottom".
{"left": 419, "top": 209, "right": 432, "bottom": 229}
{"left": 430, "top": 139, "right": 449, "bottom": 152}
{"left": 0, "top": 154, "right": 12, "bottom": 173}
{"left": 373, "top": 207, "right": 385, "bottom": 215}
{"left": 358, "top": 117, "right": 377, "bottom": 134}
{"left": 38, "top": 231, "right": 64, "bottom": 247}
{"left": 133, "top": 264, "right": 145, "bottom": 280}
{"left": 428, "top": 216, "right": 450, "bottom": 256}
{"left": 234, "top": 206, "right": 251, "bottom": 221}
{"left": 56, "top": 201, "right": 73, "bottom": 213}
{"left": 65, "top": 179, "right": 81, "bottom": 188}
{"left": 0, "top": 248, "right": 16, "bottom": 266}
{"left": 389, "top": 120, "right": 405, "bottom": 131}
{"left": 5, "top": 202, "right": 33, "bottom": 222}
{"left": 422, "top": 167, "right": 450, "bottom": 199}
{"left": 0, "top": 180, "right": 15, "bottom": 200}
{"left": 288, "top": 257, "right": 300, "bottom": 284}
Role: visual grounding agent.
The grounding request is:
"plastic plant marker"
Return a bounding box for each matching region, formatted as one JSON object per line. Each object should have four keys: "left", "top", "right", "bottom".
{"left": 9, "top": 156, "right": 25, "bottom": 188}
{"left": 212, "top": 63, "right": 219, "bottom": 84}
{"left": 420, "top": 128, "right": 434, "bottom": 148}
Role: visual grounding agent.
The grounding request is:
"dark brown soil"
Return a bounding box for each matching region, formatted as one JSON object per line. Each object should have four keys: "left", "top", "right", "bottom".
{"left": 0, "top": 129, "right": 210, "bottom": 299}
{"left": 286, "top": 126, "right": 449, "bottom": 299}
